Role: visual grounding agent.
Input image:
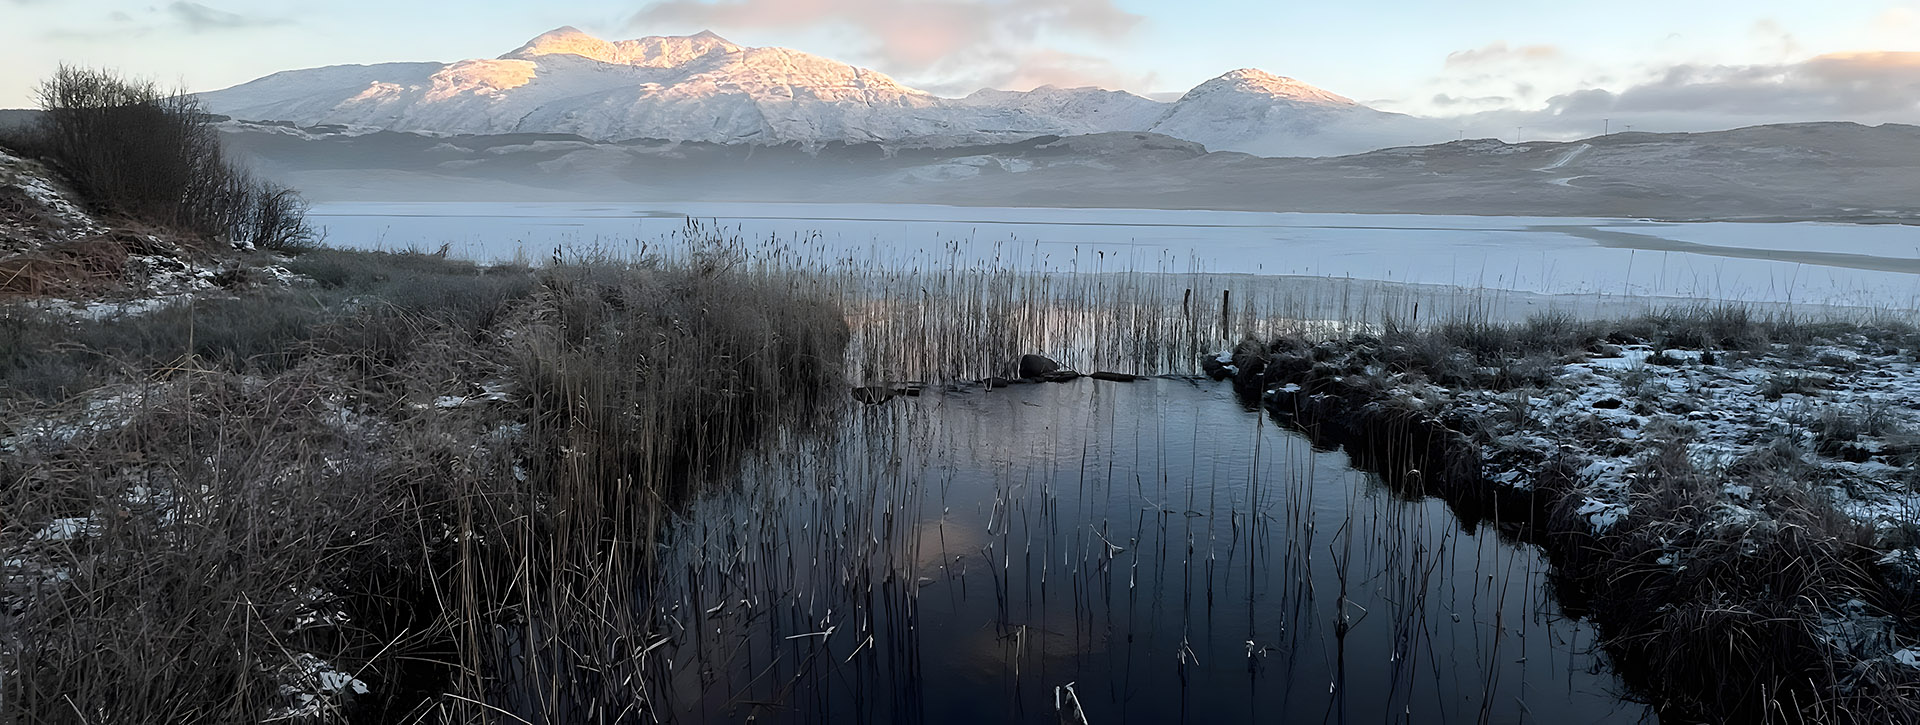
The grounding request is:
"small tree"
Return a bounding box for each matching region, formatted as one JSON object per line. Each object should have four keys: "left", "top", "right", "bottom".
{"left": 32, "top": 65, "right": 313, "bottom": 250}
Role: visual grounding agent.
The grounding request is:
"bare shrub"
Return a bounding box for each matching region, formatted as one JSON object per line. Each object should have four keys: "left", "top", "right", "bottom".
{"left": 1653, "top": 302, "right": 1766, "bottom": 350}
{"left": 28, "top": 66, "right": 313, "bottom": 250}
{"left": 1762, "top": 371, "right": 1828, "bottom": 400}
{"left": 238, "top": 180, "right": 315, "bottom": 251}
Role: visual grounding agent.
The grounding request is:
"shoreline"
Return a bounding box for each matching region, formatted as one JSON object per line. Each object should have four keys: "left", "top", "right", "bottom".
{"left": 298, "top": 191, "right": 1920, "bottom": 228}
{"left": 1203, "top": 314, "right": 1920, "bottom": 723}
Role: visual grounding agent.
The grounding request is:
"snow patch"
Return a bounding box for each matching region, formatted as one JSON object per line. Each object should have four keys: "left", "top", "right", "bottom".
{"left": 1895, "top": 648, "right": 1920, "bottom": 668}
{"left": 1575, "top": 498, "right": 1629, "bottom": 532}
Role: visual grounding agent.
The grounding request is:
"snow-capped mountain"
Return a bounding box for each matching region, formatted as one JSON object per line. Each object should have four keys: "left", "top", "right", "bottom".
{"left": 954, "top": 86, "right": 1169, "bottom": 136}
{"left": 1145, "top": 69, "right": 1432, "bottom": 157}
{"left": 197, "top": 27, "right": 1445, "bottom": 156}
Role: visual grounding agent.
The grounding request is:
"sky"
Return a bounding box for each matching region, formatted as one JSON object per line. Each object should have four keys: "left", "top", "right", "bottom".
{"left": 3, "top": 0, "right": 1919, "bottom": 135}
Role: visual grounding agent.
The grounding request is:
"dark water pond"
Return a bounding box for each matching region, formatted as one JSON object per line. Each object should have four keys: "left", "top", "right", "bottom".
{"left": 644, "top": 378, "right": 1653, "bottom": 723}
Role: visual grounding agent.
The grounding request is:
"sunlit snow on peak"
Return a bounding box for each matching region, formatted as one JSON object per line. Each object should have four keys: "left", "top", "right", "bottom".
{"left": 196, "top": 25, "right": 1458, "bottom": 156}
{"left": 1187, "top": 69, "right": 1358, "bottom": 107}
{"left": 504, "top": 26, "right": 742, "bottom": 68}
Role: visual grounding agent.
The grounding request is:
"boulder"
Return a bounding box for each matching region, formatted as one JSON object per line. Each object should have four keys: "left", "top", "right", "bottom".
{"left": 1019, "top": 354, "right": 1062, "bottom": 379}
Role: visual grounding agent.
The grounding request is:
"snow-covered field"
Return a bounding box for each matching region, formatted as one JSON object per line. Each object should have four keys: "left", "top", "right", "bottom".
{"left": 308, "top": 202, "right": 1920, "bottom": 308}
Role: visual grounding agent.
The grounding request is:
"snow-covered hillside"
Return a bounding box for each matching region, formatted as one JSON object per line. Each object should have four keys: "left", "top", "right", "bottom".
{"left": 196, "top": 27, "right": 1449, "bottom": 156}
{"left": 954, "top": 85, "right": 1169, "bottom": 136}
{"left": 1147, "top": 69, "right": 1436, "bottom": 157}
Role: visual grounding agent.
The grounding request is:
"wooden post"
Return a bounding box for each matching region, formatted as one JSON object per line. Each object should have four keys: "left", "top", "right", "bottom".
{"left": 1220, "top": 289, "right": 1231, "bottom": 339}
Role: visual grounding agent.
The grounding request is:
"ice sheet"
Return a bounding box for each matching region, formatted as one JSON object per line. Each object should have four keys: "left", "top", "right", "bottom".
{"left": 305, "top": 202, "right": 1920, "bottom": 307}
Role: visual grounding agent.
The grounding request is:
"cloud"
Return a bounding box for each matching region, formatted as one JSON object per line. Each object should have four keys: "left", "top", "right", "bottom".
{"left": 42, "top": 3, "right": 291, "bottom": 40}
{"left": 919, "top": 48, "right": 1156, "bottom": 96}
{"left": 166, "top": 2, "right": 289, "bottom": 33}
{"left": 1378, "top": 40, "right": 1570, "bottom": 116}
{"left": 1435, "top": 52, "right": 1920, "bottom": 142}
{"left": 1743, "top": 19, "right": 1804, "bottom": 63}
{"left": 1546, "top": 52, "right": 1920, "bottom": 117}
{"left": 630, "top": 0, "right": 1143, "bottom": 91}
{"left": 1871, "top": 6, "right": 1920, "bottom": 37}
{"left": 1444, "top": 41, "right": 1562, "bottom": 69}
{"left": 1430, "top": 93, "right": 1513, "bottom": 108}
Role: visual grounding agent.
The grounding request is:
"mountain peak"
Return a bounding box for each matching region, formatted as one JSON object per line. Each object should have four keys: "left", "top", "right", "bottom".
{"left": 506, "top": 26, "right": 609, "bottom": 60}
{"left": 504, "top": 27, "right": 739, "bottom": 65}
{"left": 1187, "top": 69, "right": 1356, "bottom": 107}
{"left": 519, "top": 26, "right": 597, "bottom": 47}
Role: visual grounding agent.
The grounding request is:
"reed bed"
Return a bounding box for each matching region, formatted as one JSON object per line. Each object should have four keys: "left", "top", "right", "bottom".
{"left": 6, "top": 227, "right": 1918, "bottom": 724}
{"left": 2, "top": 243, "right": 849, "bottom": 723}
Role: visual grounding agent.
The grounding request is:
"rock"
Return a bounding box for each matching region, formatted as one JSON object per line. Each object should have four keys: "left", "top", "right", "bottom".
{"left": 1090, "top": 371, "right": 1139, "bottom": 382}
{"left": 1019, "top": 354, "right": 1062, "bottom": 379}
{"left": 1201, "top": 352, "right": 1234, "bottom": 379}
{"left": 1591, "top": 397, "right": 1625, "bottom": 409}
{"left": 1040, "top": 370, "right": 1082, "bottom": 383}
{"left": 979, "top": 376, "right": 1021, "bottom": 389}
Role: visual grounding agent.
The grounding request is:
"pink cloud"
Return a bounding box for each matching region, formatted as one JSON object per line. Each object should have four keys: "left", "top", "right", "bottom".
{"left": 630, "top": 0, "right": 1143, "bottom": 90}
{"left": 1444, "top": 41, "right": 1563, "bottom": 70}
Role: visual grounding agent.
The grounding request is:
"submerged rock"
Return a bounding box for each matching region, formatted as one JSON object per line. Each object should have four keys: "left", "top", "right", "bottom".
{"left": 851, "top": 387, "right": 895, "bottom": 405}
{"left": 1090, "top": 371, "right": 1139, "bottom": 382}
{"left": 852, "top": 384, "right": 924, "bottom": 404}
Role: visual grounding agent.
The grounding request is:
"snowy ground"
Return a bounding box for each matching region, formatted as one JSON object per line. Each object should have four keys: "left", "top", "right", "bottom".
{"left": 1468, "top": 339, "right": 1920, "bottom": 670}
{"left": 2, "top": 147, "right": 291, "bottom": 314}
{"left": 307, "top": 202, "right": 1920, "bottom": 308}
{"left": 1279, "top": 331, "right": 1920, "bottom": 542}
{"left": 1239, "top": 329, "right": 1920, "bottom": 673}
{"left": 1445, "top": 342, "right": 1920, "bottom": 534}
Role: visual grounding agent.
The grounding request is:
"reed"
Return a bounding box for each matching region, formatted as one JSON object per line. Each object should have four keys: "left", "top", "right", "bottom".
{"left": 6, "top": 228, "right": 1919, "bottom": 724}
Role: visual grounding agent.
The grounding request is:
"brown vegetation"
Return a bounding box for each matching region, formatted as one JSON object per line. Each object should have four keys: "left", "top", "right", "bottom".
{"left": 0, "top": 247, "right": 846, "bottom": 723}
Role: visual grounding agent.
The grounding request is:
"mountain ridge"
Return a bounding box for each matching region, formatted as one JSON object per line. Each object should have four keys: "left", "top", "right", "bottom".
{"left": 195, "top": 26, "right": 1444, "bottom": 157}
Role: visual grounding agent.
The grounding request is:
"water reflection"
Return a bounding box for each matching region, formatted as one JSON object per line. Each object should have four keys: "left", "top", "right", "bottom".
{"left": 643, "top": 379, "right": 1653, "bottom": 723}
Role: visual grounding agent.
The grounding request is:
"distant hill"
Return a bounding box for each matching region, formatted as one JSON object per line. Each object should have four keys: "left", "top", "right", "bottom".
{"left": 0, "top": 110, "right": 39, "bottom": 135}
{"left": 216, "top": 119, "right": 1920, "bottom": 223}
